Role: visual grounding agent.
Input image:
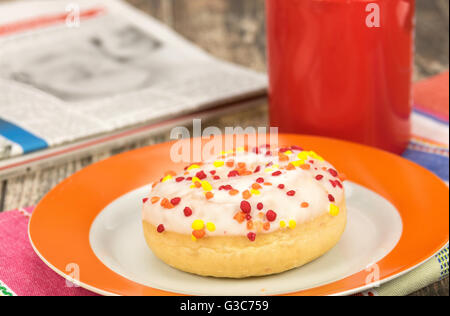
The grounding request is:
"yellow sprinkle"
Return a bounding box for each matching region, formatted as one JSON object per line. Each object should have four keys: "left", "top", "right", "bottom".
{"left": 284, "top": 150, "right": 293, "bottom": 155}
{"left": 187, "top": 164, "right": 200, "bottom": 171}
{"left": 221, "top": 150, "right": 234, "bottom": 155}
{"left": 191, "top": 235, "right": 197, "bottom": 242}
{"left": 192, "top": 220, "right": 205, "bottom": 230}
{"left": 213, "top": 160, "right": 225, "bottom": 168}
{"left": 250, "top": 189, "right": 261, "bottom": 195}
{"left": 288, "top": 220, "right": 297, "bottom": 229}
{"left": 272, "top": 164, "right": 280, "bottom": 169}
{"left": 280, "top": 221, "right": 286, "bottom": 228}
{"left": 202, "top": 181, "right": 213, "bottom": 192}
{"left": 291, "top": 160, "right": 305, "bottom": 167}
{"left": 329, "top": 204, "right": 340, "bottom": 216}
{"left": 206, "top": 222, "right": 216, "bottom": 232}
{"left": 190, "top": 184, "right": 196, "bottom": 189}
{"left": 236, "top": 147, "right": 245, "bottom": 153}
{"left": 162, "top": 175, "right": 172, "bottom": 182}
{"left": 265, "top": 168, "right": 274, "bottom": 173}
{"left": 192, "top": 177, "right": 201, "bottom": 183}
{"left": 297, "top": 152, "right": 309, "bottom": 160}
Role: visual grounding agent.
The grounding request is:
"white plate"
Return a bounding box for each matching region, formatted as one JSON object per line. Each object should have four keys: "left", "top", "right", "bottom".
{"left": 89, "top": 181, "right": 403, "bottom": 296}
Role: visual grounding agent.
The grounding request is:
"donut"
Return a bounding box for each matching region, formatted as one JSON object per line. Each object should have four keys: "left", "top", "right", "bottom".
{"left": 142, "top": 146, "right": 347, "bottom": 278}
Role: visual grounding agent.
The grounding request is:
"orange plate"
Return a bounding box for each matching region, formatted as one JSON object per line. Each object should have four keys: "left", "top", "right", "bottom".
{"left": 29, "top": 134, "right": 449, "bottom": 296}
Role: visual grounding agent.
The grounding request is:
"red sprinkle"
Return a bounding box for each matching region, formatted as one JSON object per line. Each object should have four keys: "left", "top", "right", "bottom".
{"left": 287, "top": 190, "right": 296, "bottom": 196}
{"left": 329, "top": 169, "right": 339, "bottom": 177}
{"left": 245, "top": 214, "right": 252, "bottom": 221}
{"left": 170, "top": 197, "right": 181, "bottom": 206}
{"left": 142, "top": 198, "right": 149, "bottom": 204}
{"left": 213, "top": 176, "right": 221, "bottom": 180}
{"left": 183, "top": 207, "right": 193, "bottom": 217}
{"left": 257, "top": 202, "right": 264, "bottom": 210}
{"left": 228, "top": 170, "right": 240, "bottom": 177}
{"left": 247, "top": 232, "right": 256, "bottom": 242}
{"left": 176, "top": 177, "right": 185, "bottom": 183}
{"left": 336, "top": 180, "right": 343, "bottom": 189}
{"left": 186, "top": 177, "right": 193, "bottom": 181}
{"left": 330, "top": 180, "right": 338, "bottom": 188}
{"left": 240, "top": 201, "right": 252, "bottom": 214}
{"left": 256, "top": 177, "right": 265, "bottom": 183}
{"left": 278, "top": 184, "right": 285, "bottom": 189}
{"left": 157, "top": 224, "right": 165, "bottom": 233}
{"left": 328, "top": 194, "right": 335, "bottom": 202}
{"left": 210, "top": 170, "right": 217, "bottom": 175}
{"left": 279, "top": 148, "right": 289, "bottom": 153}
{"left": 254, "top": 166, "right": 261, "bottom": 173}
{"left": 315, "top": 175, "right": 324, "bottom": 181}
{"left": 196, "top": 171, "right": 207, "bottom": 180}
{"left": 266, "top": 210, "right": 277, "bottom": 222}
{"left": 272, "top": 171, "right": 282, "bottom": 177}
{"left": 253, "top": 147, "right": 260, "bottom": 154}
{"left": 291, "top": 145, "right": 303, "bottom": 151}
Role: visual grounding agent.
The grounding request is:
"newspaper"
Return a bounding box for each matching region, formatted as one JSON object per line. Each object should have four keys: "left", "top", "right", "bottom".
{"left": 0, "top": 0, "right": 267, "bottom": 161}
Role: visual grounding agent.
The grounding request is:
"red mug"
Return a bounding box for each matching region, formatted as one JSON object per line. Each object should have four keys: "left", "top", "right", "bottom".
{"left": 266, "top": 0, "right": 415, "bottom": 154}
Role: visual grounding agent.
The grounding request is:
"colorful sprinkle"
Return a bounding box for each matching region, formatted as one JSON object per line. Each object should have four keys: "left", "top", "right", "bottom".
{"left": 256, "top": 177, "right": 265, "bottom": 184}
{"left": 192, "top": 229, "right": 205, "bottom": 239}
{"left": 234, "top": 212, "right": 246, "bottom": 223}
{"left": 187, "top": 164, "right": 200, "bottom": 171}
{"left": 247, "top": 220, "right": 254, "bottom": 230}
{"left": 272, "top": 171, "right": 282, "bottom": 177}
{"left": 257, "top": 202, "right": 264, "bottom": 210}
{"left": 206, "top": 222, "right": 216, "bottom": 232}
{"left": 142, "top": 198, "right": 149, "bottom": 204}
{"left": 157, "top": 224, "right": 165, "bottom": 233}
{"left": 301, "top": 202, "right": 310, "bottom": 208}
{"left": 242, "top": 190, "right": 252, "bottom": 200}
{"left": 192, "top": 219, "right": 205, "bottom": 230}
{"left": 226, "top": 160, "right": 235, "bottom": 168}
{"left": 329, "top": 204, "right": 340, "bottom": 216}
{"left": 183, "top": 207, "right": 193, "bottom": 217}
{"left": 278, "top": 184, "right": 285, "bottom": 189}
{"left": 287, "top": 190, "right": 296, "bottom": 196}
{"left": 247, "top": 232, "right": 256, "bottom": 242}
{"left": 176, "top": 177, "right": 185, "bottom": 182}
{"left": 250, "top": 189, "right": 261, "bottom": 195}
{"left": 161, "top": 198, "right": 175, "bottom": 209}
{"left": 205, "top": 192, "right": 214, "bottom": 200}
{"left": 161, "top": 175, "right": 173, "bottom": 182}
{"left": 228, "top": 170, "right": 240, "bottom": 177}
{"left": 280, "top": 220, "right": 286, "bottom": 228}
{"left": 214, "top": 160, "right": 225, "bottom": 168}
{"left": 151, "top": 196, "right": 160, "bottom": 204}
{"left": 170, "top": 197, "right": 181, "bottom": 206}
{"left": 263, "top": 222, "right": 271, "bottom": 231}
{"left": 315, "top": 175, "right": 324, "bottom": 181}
{"left": 266, "top": 210, "right": 277, "bottom": 222}
{"left": 229, "top": 189, "right": 239, "bottom": 196}
{"left": 201, "top": 181, "right": 213, "bottom": 192}
{"left": 254, "top": 166, "right": 261, "bottom": 173}
{"left": 329, "top": 169, "right": 338, "bottom": 177}
{"left": 240, "top": 200, "right": 251, "bottom": 213}
{"left": 328, "top": 194, "right": 335, "bottom": 202}
{"left": 292, "top": 160, "right": 305, "bottom": 167}
{"left": 288, "top": 220, "right": 297, "bottom": 229}
{"left": 196, "top": 170, "right": 207, "bottom": 180}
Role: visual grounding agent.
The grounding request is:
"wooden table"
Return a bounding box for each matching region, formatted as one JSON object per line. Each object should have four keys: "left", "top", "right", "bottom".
{"left": 0, "top": 0, "right": 448, "bottom": 296}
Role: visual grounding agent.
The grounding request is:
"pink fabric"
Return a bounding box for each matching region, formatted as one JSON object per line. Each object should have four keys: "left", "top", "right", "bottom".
{"left": 0, "top": 207, "right": 97, "bottom": 296}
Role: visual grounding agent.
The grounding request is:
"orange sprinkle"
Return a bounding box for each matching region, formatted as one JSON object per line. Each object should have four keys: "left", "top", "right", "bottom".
{"left": 286, "top": 163, "right": 296, "bottom": 170}
{"left": 205, "top": 192, "right": 214, "bottom": 200}
{"left": 301, "top": 202, "right": 310, "bottom": 208}
{"left": 252, "top": 183, "right": 262, "bottom": 190}
{"left": 278, "top": 153, "right": 289, "bottom": 162}
{"left": 258, "top": 212, "right": 265, "bottom": 219}
{"left": 234, "top": 212, "right": 246, "bottom": 223}
{"left": 263, "top": 222, "right": 271, "bottom": 231}
{"left": 237, "top": 168, "right": 247, "bottom": 176}
{"left": 238, "top": 162, "right": 246, "bottom": 169}
{"left": 226, "top": 160, "right": 235, "bottom": 168}
{"left": 229, "top": 189, "right": 239, "bottom": 196}
{"left": 247, "top": 220, "right": 254, "bottom": 230}
{"left": 322, "top": 167, "right": 328, "bottom": 171}
{"left": 194, "top": 181, "right": 202, "bottom": 188}
{"left": 300, "top": 164, "right": 311, "bottom": 170}
{"left": 161, "top": 198, "right": 174, "bottom": 209}
{"left": 264, "top": 182, "right": 272, "bottom": 186}
{"left": 339, "top": 173, "right": 347, "bottom": 182}
{"left": 151, "top": 196, "right": 160, "bottom": 204}
{"left": 242, "top": 190, "right": 252, "bottom": 200}
{"left": 192, "top": 229, "right": 206, "bottom": 239}
{"left": 242, "top": 171, "right": 253, "bottom": 176}
{"left": 152, "top": 182, "right": 158, "bottom": 188}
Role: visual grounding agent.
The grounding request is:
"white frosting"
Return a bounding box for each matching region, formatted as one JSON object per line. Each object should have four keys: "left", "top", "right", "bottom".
{"left": 142, "top": 147, "right": 345, "bottom": 238}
